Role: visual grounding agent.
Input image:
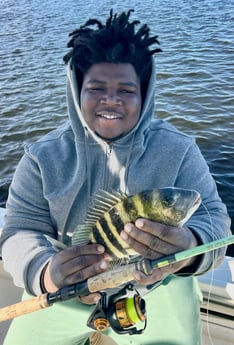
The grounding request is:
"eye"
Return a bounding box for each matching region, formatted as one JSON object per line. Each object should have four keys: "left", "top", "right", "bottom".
{"left": 162, "top": 196, "right": 176, "bottom": 208}
{"left": 120, "top": 89, "right": 133, "bottom": 93}
{"left": 89, "top": 87, "right": 104, "bottom": 92}
{"left": 119, "top": 86, "right": 138, "bottom": 95}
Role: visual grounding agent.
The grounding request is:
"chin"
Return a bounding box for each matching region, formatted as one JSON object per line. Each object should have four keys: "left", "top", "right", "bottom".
{"left": 95, "top": 131, "right": 125, "bottom": 142}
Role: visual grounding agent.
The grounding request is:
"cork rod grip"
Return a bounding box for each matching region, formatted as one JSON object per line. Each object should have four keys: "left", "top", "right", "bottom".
{"left": 87, "top": 263, "right": 136, "bottom": 292}
{"left": 0, "top": 263, "right": 139, "bottom": 322}
{"left": 0, "top": 293, "right": 50, "bottom": 322}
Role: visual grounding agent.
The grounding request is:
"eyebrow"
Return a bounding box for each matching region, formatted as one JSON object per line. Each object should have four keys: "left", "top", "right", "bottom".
{"left": 86, "top": 79, "right": 139, "bottom": 88}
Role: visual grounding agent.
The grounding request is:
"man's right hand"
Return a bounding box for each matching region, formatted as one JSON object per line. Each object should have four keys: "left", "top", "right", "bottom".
{"left": 43, "top": 244, "right": 110, "bottom": 304}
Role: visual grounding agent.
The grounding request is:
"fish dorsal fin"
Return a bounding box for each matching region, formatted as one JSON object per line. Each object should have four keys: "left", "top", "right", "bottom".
{"left": 72, "top": 224, "right": 91, "bottom": 246}
{"left": 86, "top": 190, "right": 127, "bottom": 222}
{"left": 72, "top": 190, "right": 127, "bottom": 246}
{"left": 93, "top": 190, "right": 126, "bottom": 206}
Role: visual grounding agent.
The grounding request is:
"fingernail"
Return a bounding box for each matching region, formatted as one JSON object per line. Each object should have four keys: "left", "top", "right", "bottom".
{"left": 136, "top": 219, "right": 144, "bottom": 228}
{"left": 100, "top": 260, "right": 108, "bottom": 270}
{"left": 124, "top": 223, "right": 132, "bottom": 233}
{"left": 120, "top": 231, "right": 128, "bottom": 240}
{"left": 104, "top": 253, "right": 111, "bottom": 261}
{"left": 97, "top": 245, "right": 105, "bottom": 253}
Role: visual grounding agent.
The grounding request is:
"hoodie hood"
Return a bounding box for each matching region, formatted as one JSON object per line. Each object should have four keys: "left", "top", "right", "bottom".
{"left": 65, "top": 59, "right": 158, "bottom": 198}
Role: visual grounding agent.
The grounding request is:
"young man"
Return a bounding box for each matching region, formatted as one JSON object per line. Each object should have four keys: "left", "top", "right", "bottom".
{"left": 0, "top": 9, "right": 231, "bottom": 345}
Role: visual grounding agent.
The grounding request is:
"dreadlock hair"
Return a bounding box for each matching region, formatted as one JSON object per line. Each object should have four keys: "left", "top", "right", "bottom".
{"left": 63, "top": 9, "right": 162, "bottom": 99}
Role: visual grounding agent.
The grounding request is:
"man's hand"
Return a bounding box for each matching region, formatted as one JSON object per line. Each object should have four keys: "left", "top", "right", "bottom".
{"left": 120, "top": 218, "right": 198, "bottom": 285}
{"left": 43, "top": 244, "right": 109, "bottom": 304}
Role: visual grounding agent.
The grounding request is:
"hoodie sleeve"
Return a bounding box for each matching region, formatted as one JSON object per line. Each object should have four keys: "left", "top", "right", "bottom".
{"left": 175, "top": 140, "right": 231, "bottom": 276}
{"left": 0, "top": 151, "right": 61, "bottom": 296}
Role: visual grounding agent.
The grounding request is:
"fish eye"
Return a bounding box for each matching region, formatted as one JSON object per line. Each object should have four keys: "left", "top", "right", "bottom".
{"left": 162, "top": 196, "right": 176, "bottom": 208}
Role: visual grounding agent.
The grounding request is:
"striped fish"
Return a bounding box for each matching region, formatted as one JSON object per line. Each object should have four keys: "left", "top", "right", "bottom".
{"left": 72, "top": 187, "right": 201, "bottom": 263}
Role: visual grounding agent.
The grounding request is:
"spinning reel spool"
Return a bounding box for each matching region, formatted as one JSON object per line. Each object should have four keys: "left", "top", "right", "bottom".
{"left": 87, "top": 284, "right": 147, "bottom": 335}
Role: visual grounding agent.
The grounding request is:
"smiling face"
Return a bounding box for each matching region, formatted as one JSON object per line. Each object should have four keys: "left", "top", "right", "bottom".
{"left": 80, "top": 63, "right": 142, "bottom": 141}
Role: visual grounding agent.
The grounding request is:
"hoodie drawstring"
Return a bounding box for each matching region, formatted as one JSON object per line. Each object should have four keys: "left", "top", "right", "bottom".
{"left": 123, "top": 132, "right": 136, "bottom": 194}
{"left": 84, "top": 127, "right": 92, "bottom": 201}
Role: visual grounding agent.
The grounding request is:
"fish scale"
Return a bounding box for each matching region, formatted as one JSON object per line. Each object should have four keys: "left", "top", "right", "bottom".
{"left": 72, "top": 188, "right": 201, "bottom": 263}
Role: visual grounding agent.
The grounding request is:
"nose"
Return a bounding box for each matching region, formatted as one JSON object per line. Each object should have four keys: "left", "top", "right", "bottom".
{"left": 100, "top": 90, "right": 122, "bottom": 106}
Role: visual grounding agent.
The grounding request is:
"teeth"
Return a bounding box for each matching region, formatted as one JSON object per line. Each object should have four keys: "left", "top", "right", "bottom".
{"left": 98, "top": 112, "right": 121, "bottom": 119}
{"left": 103, "top": 114, "right": 117, "bottom": 119}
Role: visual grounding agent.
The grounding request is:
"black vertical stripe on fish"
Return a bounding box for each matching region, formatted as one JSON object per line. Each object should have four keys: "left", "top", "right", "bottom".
{"left": 121, "top": 196, "right": 138, "bottom": 221}
{"left": 90, "top": 213, "right": 130, "bottom": 258}
{"left": 130, "top": 193, "right": 146, "bottom": 219}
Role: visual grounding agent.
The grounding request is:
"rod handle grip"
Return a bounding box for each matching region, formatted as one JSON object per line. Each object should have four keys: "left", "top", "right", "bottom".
{"left": 0, "top": 293, "right": 50, "bottom": 322}
{"left": 87, "top": 263, "right": 136, "bottom": 292}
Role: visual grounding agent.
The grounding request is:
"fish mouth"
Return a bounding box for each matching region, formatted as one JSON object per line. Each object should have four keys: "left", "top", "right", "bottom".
{"left": 175, "top": 192, "right": 201, "bottom": 226}
{"left": 96, "top": 111, "right": 123, "bottom": 120}
{"left": 188, "top": 193, "right": 201, "bottom": 214}
{"left": 183, "top": 193, "right": 201, "bottom": 221}
{"left": 194, "top": 194, "right": 202, "bottom": 206}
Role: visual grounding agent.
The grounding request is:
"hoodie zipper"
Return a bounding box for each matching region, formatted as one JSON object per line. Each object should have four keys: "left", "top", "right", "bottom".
{"left": 103, "top": 144, "right": 112, "bottom": 191}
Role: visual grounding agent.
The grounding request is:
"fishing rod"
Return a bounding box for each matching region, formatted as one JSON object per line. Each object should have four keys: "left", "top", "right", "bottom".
{"left": 0, "top": 235, "right": 233, "bottom": 333}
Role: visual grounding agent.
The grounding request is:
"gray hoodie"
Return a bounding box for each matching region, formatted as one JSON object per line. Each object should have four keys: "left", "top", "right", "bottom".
{"left": 0, "top": 60, "right": 231, "bottom": 296}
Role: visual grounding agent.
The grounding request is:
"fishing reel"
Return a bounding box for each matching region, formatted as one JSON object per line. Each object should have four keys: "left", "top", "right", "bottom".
{"left": 87, "top": 284, "right": 147, "bottom": 335}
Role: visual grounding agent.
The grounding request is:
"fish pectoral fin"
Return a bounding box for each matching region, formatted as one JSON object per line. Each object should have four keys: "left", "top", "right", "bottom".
{"left": 109, "top": 255, "right": 142, "bottom": 269}
{"left": 109, "top": 257, "right": 130, "bottom": 269}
